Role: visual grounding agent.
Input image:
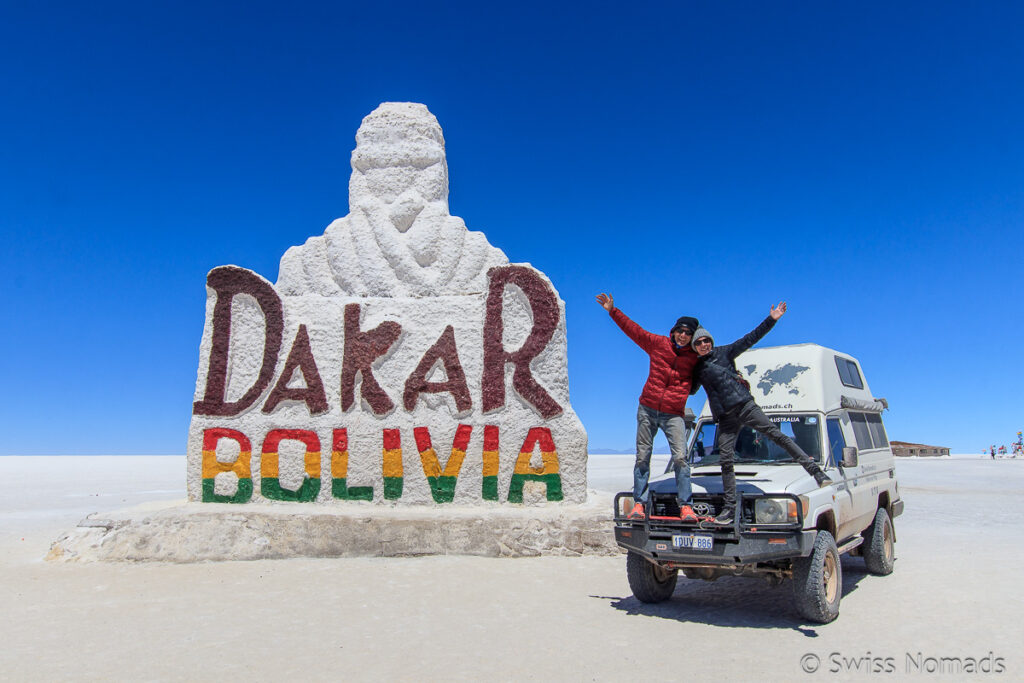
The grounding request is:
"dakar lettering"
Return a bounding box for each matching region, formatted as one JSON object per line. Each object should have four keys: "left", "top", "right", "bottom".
{"left": 200, "top": 425, "right": 562, "bottom": 503}
{"left": 192, "top": 265, "right": 562, "bottom": 419}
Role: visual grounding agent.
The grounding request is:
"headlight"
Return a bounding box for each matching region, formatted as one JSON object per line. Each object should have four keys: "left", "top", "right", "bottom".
{"left": 754, "top": 498, "right": 798, "bottom": 524}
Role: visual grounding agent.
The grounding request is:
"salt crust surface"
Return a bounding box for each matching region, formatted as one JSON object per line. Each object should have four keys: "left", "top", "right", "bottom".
{"left": 4, "top": 455, "right": 1022, "bottom": 680}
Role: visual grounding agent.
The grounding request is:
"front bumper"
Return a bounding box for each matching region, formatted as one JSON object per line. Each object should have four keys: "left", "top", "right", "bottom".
{"left": 614, "top": 524, "right": 817, "bottom": 565}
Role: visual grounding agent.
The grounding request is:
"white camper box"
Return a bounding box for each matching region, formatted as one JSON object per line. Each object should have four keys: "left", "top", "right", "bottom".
{"left": 700, "top": 343, "right": 896, "bottom": 537}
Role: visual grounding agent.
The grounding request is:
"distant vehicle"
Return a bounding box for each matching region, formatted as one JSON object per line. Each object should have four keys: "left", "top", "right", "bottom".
{"left": 613, "top": 344, "right": 903, "bottom": 623}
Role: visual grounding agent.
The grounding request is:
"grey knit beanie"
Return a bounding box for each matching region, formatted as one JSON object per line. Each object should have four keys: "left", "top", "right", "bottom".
{"left": 691, "top": 328, "right": 714, "bottom": 351}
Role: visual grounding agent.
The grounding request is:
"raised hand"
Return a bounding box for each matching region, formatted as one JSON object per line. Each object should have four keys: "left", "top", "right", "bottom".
{"left": 596, "top": 293, "right": 614, "bottom": 312}
{"left": 770, "top": 301, "right": 788, "bottom": 320}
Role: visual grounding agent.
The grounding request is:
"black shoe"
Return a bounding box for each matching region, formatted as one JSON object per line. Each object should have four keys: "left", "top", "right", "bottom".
{"left": 710, "top": 508, "right": 735, "bottom": 526}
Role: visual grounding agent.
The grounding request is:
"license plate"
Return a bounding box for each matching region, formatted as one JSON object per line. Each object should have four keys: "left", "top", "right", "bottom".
{"left": 672, "top": 534, "right": 713, "bottom": 550}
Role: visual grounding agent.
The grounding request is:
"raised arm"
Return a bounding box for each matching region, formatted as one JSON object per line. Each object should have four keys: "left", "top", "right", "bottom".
{"left": 596, "top": 293, "right": 658, "bottom": 351}
{"left": 725, "top": 302, "right": 787, "bottom": 359}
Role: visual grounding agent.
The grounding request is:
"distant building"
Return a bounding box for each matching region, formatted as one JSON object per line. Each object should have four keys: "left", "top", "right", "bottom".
{"left": 890, "top": 441, "right": 949, "bottom": 457}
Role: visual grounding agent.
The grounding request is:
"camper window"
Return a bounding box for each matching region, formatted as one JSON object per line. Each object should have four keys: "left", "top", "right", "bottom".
{"left": 850, "top": 412, "right": 874, "bottom": 449}
{"left": 835, "top": 356, "right": 864, "bottom": 389}
{"left": 866, "top": 413, "right": 889, "bottom": 447}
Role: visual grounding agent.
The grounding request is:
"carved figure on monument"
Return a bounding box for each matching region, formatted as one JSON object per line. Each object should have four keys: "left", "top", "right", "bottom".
{"left": 278, "top": 102, "right": 508, "bottom": 297}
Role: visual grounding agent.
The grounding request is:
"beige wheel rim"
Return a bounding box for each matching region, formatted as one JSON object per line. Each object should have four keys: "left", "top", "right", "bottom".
{"left": 653, "top": 563, "right": 674, "bottom": 583}
{"left": 824, "top": 552, "right": 839, "bottom": 603}
{"left": 883, "top": 519, "right": 894, "bottom": 561}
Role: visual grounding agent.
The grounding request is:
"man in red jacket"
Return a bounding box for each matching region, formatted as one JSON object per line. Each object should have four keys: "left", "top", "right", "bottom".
{"left": 597, "top": 293, "right": 701, "bottom": 521}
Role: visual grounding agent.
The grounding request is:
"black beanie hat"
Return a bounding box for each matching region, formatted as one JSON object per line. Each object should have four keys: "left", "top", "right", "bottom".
{"left": 671, "top": 316, "right": 700, "bottom": 335}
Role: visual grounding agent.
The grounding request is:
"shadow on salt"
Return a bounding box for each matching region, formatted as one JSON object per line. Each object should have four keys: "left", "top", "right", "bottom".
{"left": 591, "top": 558, "right": 871, "bottom": 633}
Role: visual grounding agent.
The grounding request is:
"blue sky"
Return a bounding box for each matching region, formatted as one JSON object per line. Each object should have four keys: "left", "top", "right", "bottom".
{"left": 2, "top": 1, "right": 1021, "bottom": 454}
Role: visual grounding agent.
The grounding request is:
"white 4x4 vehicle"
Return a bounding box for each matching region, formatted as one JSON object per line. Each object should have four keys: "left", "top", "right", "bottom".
{"left": 613, "top": 344, "right": 903, "bottom": 623}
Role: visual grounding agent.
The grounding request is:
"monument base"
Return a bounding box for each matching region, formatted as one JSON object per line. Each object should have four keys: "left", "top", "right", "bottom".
{"left": 46, "top": 494, "right": 619, "bottom": 563}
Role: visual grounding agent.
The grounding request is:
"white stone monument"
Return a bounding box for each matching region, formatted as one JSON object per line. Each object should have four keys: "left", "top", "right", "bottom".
{"left": 186, "top": 102, "right": 588, "bottom": 506}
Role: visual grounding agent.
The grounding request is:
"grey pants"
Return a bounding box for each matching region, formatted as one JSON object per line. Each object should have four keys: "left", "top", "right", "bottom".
{"left": 634, "top": 404, "right": 692, "bottom": 504}
{"left": 717, "top": 399, "right": 823, "bottom": 512}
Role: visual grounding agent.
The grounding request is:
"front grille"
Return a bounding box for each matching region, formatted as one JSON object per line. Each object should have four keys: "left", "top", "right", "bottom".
{"left": 651, "top": 493, "right": 758, "bottom": 524}
{"left": 652, "top": 493, "right": 723, "bottom": 518}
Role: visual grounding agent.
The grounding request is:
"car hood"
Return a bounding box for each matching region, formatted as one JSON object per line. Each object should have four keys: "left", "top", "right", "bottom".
{"left": 649, "top": 463, "right": 818, "bottom": 496}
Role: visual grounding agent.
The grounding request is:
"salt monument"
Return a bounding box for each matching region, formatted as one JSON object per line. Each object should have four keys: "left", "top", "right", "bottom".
{"left": 187, "top": 102, "right": 588, "bottom": 507}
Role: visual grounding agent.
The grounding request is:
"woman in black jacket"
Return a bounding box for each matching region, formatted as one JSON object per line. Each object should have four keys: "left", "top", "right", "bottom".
{"left": 690, "top": 302, "right": 832, "bottom": 525}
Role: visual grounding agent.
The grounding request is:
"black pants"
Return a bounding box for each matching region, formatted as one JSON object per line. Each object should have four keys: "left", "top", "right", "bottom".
{"left": 717, "top": 399, "right": 823, "bottom": 512}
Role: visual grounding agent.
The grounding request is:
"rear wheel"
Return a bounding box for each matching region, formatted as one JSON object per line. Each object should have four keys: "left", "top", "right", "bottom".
{"left": 792, "top": 530, "right": 841, "bottom": 623}
{"left": 626, "top": 551, "right": 678, "bottom": 603}
{"left": 862, "top": 508, "right": 895, "bottom": 575}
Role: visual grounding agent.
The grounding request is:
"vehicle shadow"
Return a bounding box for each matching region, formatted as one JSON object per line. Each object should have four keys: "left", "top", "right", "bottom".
{"left": 593, "top": 557, "right": 872, "bottom": 634}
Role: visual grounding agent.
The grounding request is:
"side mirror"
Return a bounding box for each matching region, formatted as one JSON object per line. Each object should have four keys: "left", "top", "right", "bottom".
{"left": 842, "top": 446, "right": 859, "bottom": 468}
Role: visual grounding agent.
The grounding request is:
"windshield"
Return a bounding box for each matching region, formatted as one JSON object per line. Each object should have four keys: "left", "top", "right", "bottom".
{"left": 689, "top": 415, "right": 823, "bottom": 465}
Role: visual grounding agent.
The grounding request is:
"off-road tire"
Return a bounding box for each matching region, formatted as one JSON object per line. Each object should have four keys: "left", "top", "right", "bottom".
{"left": 792, "top": 530, "right": 841, "bottom": 623}
{"left": 862, "top": 507, "right": 895, "bottom": 575}
{"left": 626, "top": 551, "right": 678, "bottom": 603}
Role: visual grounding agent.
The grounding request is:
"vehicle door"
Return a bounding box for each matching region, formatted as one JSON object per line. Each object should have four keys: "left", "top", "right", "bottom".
{"left": 858, "top": 412, "right": 894, "bottom": 523}
{"left": 827, "top": 415, "right": 859, "bottom": 540}
{"left": 847, "top": 411, "right": 882, "bottom": 531}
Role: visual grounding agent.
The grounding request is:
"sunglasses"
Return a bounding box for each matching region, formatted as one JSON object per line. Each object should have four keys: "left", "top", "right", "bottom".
{"left": 695, "top": 339, "right": 713, "bottom": 346}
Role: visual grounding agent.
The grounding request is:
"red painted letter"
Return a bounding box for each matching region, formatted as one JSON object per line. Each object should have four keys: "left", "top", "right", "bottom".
{"left": 341, "top": 304, "right": 401, "bottom": 415}
{"left": 263, "top": 325, "right": 329, "bottom": 415}
{"left": 193, "top": 266, "right": 284, "bottom": 417}
{"left": 403, "top": 325, "right": 472, "bottom": 413}
{"left": 482, "top": 266, "right": 563, "bottom": 418}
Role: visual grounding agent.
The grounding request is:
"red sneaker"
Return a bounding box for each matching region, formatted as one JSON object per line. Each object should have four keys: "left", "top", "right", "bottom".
{"left": 678, "top": 505, "right": 698, "bottom": 522}
{"left": 627, "top": 502, "right": 646, "bottom": 520}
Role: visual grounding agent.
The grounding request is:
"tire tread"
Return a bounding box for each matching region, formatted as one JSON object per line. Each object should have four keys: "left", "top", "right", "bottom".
{"left": 792, "top": 530, "right": 841, "bottom": 623}
{"left": 626, "top": 552, "right": 678, "bottom": 603}
{"left": 862, "top": 508, "right": 895, "bottom": 575}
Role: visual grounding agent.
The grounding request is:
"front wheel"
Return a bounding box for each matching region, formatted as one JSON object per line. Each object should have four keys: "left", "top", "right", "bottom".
{"left": 792, "top": 530, "right": 841, "bottom": 623}
{"left": 626, "top": 552, "right": 678, "bottom": 603}
{"left": 862, "top": 508, "right": 895, "bottom": 575}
